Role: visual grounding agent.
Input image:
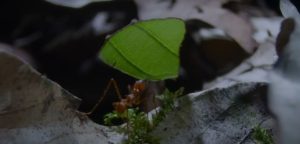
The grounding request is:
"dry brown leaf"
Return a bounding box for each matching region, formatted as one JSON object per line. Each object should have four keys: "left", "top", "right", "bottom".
{"left": 204, "top": 42, "right": 277, "bottom": 89}
{"left": 135, "top": 0, "right": 257, "bottom": 53}
{"left": 200, "top": 38, "right": 249, "bottom": 75}
{"left": 0, "top": 51, "right": 123, "bottom": 144}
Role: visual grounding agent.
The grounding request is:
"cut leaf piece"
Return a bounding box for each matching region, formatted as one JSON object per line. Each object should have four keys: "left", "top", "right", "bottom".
{"left": 100, "top": 18, "right": 185, "bottom": 80}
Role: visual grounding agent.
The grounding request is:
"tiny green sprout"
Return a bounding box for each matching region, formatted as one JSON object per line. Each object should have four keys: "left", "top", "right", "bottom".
{"left": 125, "top": 108, "right": 158, "bottom": 144}
{"left": 104, "top": 111, "right": 120, "bottom": 126}
{"left": 152, "top": 87, "right": 184, "bottom": 127}
{"left": 104, "top": 108, "right": 159, "bottom": 144}
{"left": 104, "top": 88, "right": 184, "bottom": 144}
{"left": 157, "top": 87, "right": 183, "bottom": 110}
{"left": 252, "top": 126, "right": 274, "bottom": 144}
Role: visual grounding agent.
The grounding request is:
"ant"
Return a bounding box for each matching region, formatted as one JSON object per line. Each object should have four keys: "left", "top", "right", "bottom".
{"left": 84, "top": 78, "right": 146, "bottom": 115}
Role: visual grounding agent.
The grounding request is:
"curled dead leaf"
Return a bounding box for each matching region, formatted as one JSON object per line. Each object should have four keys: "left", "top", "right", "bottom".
{"left": 0, "top": 51, "right": 123, "bottom": 144}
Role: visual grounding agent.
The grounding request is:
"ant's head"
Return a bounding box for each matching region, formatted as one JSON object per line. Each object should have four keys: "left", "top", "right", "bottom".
{"left": 133, "top": 80, "right": 145, "bottom": 92}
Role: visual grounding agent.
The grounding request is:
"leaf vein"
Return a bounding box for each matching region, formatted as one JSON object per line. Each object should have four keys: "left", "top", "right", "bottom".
{"left": 133, "top": 24, "right": 178, "bottom": 57}
{"left": 107, "top": 40, "right": 154, "bottom": 79}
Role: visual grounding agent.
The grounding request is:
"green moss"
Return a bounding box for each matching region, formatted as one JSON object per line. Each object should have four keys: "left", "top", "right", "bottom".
{"left": 104, "top": 88, "right": 184, "bottom": 144}
{"left": 252, "top": 126, "right": 274, "bottom": 144}
{"left": 152, "top": 87, "right": 183, "bottom": 127}
{"left": 125, "top": 109, "right": 160, "bottom": 144}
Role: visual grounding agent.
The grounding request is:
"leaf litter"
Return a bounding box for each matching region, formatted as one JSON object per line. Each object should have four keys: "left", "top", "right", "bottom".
{"left": 0, "top": 0, "right": 294, "bottom": 143}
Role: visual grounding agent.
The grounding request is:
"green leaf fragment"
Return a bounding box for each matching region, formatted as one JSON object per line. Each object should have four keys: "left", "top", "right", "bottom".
{"left": 100, "top": 18, "right": 185, "bottom": 80}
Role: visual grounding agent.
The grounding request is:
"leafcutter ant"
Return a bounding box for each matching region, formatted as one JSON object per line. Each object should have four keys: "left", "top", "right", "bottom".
{"left": 84, "top": 78, "right": 146, "bottom": 115}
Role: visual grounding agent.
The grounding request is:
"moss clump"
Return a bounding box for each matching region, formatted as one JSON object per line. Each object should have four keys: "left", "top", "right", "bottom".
{"left": 104, "top": 88, "right": 184, "bottom": 144}
{"left": 252, "top": 126, "right": 274, "bottom": 144}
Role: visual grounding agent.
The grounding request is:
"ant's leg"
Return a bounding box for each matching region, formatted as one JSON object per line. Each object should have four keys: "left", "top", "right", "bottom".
{"left": 110, "top": 78, "right": 123, "bottom": 100}
{"left": 85, "top": 78, "right": 123, "bottom": 115}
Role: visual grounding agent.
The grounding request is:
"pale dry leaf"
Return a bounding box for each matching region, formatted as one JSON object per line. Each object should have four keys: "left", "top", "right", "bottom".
{"left": 0, "top": 51, "right": 123, "bottom": 144}
{"left": 45, "top": 0, "right": 112, "bottom": 8}
{"left": 280, "top": 0, "right": 300, "bottom": 19}
{"left": 251, "top": 17, "right": 283, "bottom": 44}
{"left": 268, "top": 1, "right": 300, "bottom": 144}
{"left": 135, "top": 0, "right": 257, "bottom": 53}
{"left": 0, "top": 43, "right": 34, "bottom": 65}
{"left": 151, "top": 82, "right": 274, "bottom": 144}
